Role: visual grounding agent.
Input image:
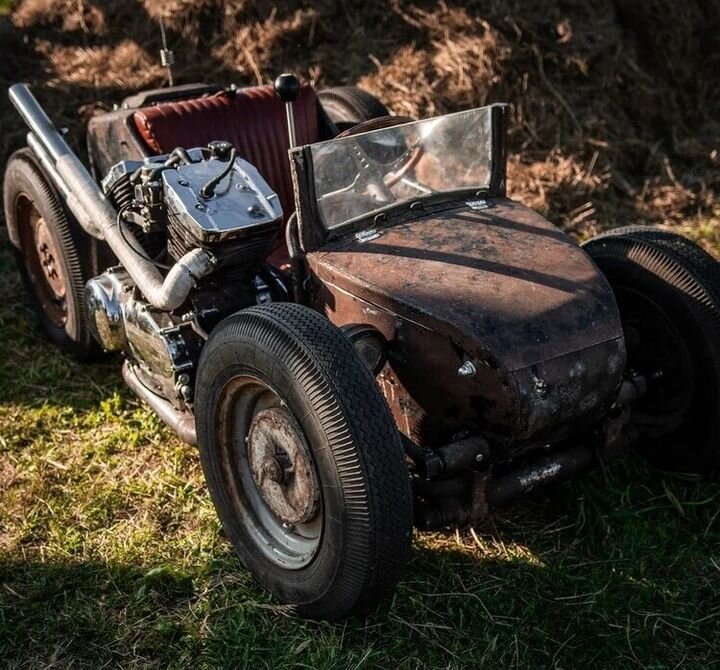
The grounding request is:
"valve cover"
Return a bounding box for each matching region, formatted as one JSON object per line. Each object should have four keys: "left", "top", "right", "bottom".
{"left": 162, "top": 154, "right": 283, "bottom": 248}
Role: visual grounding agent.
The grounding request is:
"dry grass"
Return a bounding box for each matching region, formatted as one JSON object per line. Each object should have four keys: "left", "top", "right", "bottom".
{"left": 1, "top": 1, "right": 719, "bottom": 668}
{"left": 1, "top": 0, "right": 718, "bottom": 250}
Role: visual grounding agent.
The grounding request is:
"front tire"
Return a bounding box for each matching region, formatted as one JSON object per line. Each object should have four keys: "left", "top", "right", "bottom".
{"left": 583, "top": 227, "right": 720, "bottom": 474}
{"left": 195, "top": 303, "right": 413, "bottom": 620}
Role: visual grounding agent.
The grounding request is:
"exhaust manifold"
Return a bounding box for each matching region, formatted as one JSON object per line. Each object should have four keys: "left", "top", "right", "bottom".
{"left": 8, "top": 83, "right": 215, "bottom": 311}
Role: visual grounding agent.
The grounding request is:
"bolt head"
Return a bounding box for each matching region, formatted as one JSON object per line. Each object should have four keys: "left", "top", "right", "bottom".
{"left": 457, "top": 361, "right": 476, "bottom": 378}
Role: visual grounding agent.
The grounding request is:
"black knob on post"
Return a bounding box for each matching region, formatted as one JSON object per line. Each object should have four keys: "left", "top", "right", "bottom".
{"left": 274, "top": 73, "right": 300, "bottom": 103}
{"left": 207, "top": 140, "right": 233, "bottom": 160}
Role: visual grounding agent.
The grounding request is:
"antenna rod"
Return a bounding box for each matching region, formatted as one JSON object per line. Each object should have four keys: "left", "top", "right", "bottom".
{"left": 159, "top": 16, "right": 175, "bottom": 87}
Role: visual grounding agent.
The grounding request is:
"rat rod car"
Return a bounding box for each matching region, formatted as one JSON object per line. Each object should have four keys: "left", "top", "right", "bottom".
{"left": 4, "top": 75, "right": 720, "bottom": 620}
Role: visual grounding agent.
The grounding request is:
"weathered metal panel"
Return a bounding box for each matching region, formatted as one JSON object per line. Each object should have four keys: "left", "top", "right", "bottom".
{"left": 308, "top": 197, "right": 625, "bottom": 452}
{"left": 310, "top": 197, "right": 622, "bottom": 371}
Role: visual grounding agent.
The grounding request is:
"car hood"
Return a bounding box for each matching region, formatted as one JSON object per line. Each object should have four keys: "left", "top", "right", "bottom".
{"left": 309, "top": 197, "right": 623, "bottom": 372}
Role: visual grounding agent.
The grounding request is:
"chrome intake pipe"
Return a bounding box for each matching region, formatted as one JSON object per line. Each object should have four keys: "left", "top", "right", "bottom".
{"left": 8, "top": 83, "right": 216, "bottom": 311}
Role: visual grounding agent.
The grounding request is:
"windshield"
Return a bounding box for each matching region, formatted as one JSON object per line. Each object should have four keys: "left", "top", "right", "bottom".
{"left": 308, "top": 106, "right": 495, "bottom": 230}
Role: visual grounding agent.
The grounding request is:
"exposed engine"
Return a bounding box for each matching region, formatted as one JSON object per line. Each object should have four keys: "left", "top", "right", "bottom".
{"left": 102, "top": 141, "right": 283, "bottom": 276}
{"left": 86, "top": 142, "right": 285, "bottom": 409}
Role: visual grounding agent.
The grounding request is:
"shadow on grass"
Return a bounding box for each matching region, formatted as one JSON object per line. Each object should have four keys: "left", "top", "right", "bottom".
{"left": 2, "top": 487, "right": 719, "bottom": 670}
{"left": 3, "top": 328, "right": 719, "bottom": 666}
{"left": 1, "top": 295, "right": 719, "bottom": 669}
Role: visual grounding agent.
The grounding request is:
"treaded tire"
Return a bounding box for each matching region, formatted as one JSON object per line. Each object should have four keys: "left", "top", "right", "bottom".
{"left": 583, "top": 227, "right": 720, "bottom": 473}
{"left": 3, "top": 148, "right": 100, "bottom": 360}
{"left": 195, "top": 303, "right": 413, "bottom": 620}
{"left": 318, "top": 86, "right": 390, "bottom": 133}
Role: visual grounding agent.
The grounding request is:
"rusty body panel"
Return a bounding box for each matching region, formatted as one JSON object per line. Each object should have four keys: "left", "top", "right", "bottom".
{"left": 308, "top": 197, "right": 625, "bottom": 453}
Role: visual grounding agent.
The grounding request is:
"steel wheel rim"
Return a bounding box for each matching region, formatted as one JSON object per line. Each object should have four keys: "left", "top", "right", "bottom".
{"left": 217, "top": 375, "right": 323, "bottom": 569}
{"left": 15, "top": 193, "right": 67, "bottom": 327}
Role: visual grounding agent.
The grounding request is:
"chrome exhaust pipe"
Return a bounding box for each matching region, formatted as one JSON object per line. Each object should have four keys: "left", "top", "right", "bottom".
{"left": 122, "top": 362, "right": 197, "bottom": 445}
{"left": 8, "top": 83, "right": 215, "bottom": 311}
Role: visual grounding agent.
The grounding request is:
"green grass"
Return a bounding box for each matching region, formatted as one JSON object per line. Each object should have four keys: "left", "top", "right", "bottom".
{"left": 0, "top": 1, "right": 12, "bottom": 18}
{"left": 1, "top": 234, "right": 719, "bottom": 669}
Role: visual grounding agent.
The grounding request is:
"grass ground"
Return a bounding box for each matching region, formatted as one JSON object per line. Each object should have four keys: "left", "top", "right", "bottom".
{"left": 1, "top": 1, "right": 719, "bottom": 668}
{"left": 1, "top": 236, "right": 719, "bottom": 669}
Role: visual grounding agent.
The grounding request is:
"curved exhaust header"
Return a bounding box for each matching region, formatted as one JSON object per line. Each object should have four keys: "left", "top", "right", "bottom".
{"left": 8, "top": 83, "right": 215, "bottom": 311}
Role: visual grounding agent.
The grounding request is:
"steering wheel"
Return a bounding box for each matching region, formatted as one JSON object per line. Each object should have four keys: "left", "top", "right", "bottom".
{"left": 336, "top": 116, "right": 423, "bottom": 190}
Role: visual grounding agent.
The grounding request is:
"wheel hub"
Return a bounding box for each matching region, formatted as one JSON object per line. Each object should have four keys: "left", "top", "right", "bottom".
{"left": 247, "top": 407, "right": 320, "bottom": 525}
{"left": 16, "top": 197, "right": 68, "bottom": 328}
{"left": 33, "top": 217, "right": 66, "bottom": 298}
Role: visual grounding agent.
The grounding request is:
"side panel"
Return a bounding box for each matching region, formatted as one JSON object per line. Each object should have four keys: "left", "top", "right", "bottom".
{"left": 312, "top": 275, "right": 625, "bottom": 454}
{"left": 311, "top": 278, "right": 513, "bottom": 448}
{"left": 87, "top": 109, "right": 150, "bottom": 180}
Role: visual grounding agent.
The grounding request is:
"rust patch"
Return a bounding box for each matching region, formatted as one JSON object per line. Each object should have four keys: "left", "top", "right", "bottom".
{"left": 247, "top": 407, "right": 320, "bottom": 525}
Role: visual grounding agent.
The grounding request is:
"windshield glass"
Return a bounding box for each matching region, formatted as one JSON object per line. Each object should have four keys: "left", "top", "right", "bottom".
{"left": 309, "top": 106, "right": 495, "bottom": 230}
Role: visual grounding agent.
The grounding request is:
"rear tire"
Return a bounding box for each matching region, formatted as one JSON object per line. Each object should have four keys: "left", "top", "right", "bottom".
{"left": 3, "top": 148, "right": 100, "bottom": 359}
{"left": 318, "top": 86, "right": 390, "bottom": 133}
{"left": 583, "top": 227, "right": 720, "bottom": 474}
{"left": 195, "top": 303, "right": 413, "bottom": 620}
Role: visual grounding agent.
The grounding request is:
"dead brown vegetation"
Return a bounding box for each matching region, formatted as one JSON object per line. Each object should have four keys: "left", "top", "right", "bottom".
{"left": 1, "top": 0, "right": 718, "bottom": 250}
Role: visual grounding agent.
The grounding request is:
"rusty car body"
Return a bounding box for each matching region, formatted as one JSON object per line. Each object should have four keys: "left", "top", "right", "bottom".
{"left": 4, "top": 75, "right": 719, "bottom": 620}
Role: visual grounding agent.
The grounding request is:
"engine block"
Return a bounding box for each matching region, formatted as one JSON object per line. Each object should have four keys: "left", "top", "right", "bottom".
{"left": 102, "top": 143, "right": 284, "bottom": 279}
{"left": 92, "top": 144, "right": 286, "bottom": 407}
